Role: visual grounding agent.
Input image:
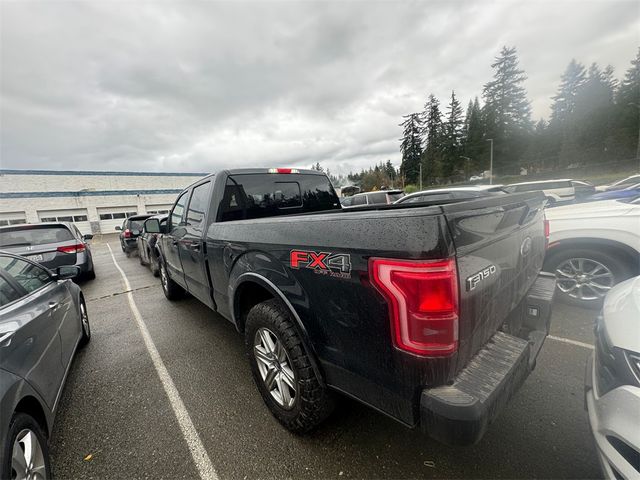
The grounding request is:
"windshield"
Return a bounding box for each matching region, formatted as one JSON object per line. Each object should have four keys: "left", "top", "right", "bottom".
{"left": 0, "top": 226, "right": 74, "bottom": 247}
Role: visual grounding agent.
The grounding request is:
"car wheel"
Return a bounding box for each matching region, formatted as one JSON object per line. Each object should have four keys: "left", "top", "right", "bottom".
{"left": 120, "top": 240, "right": 126, "bottom": 253}
{"left": 159, "top": 259, "right": 184, "bottom": 300}
{"left": 545, "top": 248, "right": 633, "bottom": 309}
{"left": 79, "top": 297, "right": 91, "bottom": 346}
{"left": 1, "top": 412, "right": 51, "bottom": 480}
{"left": 150, "top": 254, "right": 160, "bottom": 278}
{"left": 245, "top": 299, "right": 334, "bottom": 433}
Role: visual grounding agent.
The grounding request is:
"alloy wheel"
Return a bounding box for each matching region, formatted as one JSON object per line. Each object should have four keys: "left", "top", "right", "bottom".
{"left": 160, "top": 263, "right": 168, "bottom": 291}
{"left": 253, "top": 327, "right": 297, "bottom": 409}
{"left": 80, "top": 301, "right": 90, "bottom": 338}
{"left": 11, "top": 429, "right": 47, "bottom": 480}
{"left": 555, "top": 257, "right": 614, "bottom": 301}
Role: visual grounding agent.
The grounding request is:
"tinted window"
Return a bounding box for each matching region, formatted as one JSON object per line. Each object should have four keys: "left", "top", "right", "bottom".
{"left": 387, "top": 192, "right": 405, "bottom": 202}
{"left": 219, "top": 174, "right": 339, "bottom": 221}
{"left": 367, "top": 192, "right": 388, "bottom": 204}
{"left": 128, "top": 216, "right": 152, "bottom": 233}
{"left": 171, "top": 192, "right": 189, "bottom": 227}
{"left": 0, "top": 275, "right": 22, "bottom": 306}
{"left": 352, "top": 195, "right": 367, "bottom": 206}
{"left": 0, "top": 257, "right": 51, "bottom": 294}
{"left": 0, "top": 226, "right": 74, "bottom": 247}
{"left": 341, "top": 196, "right": 354, "bottom": 207}
{"left": 186, "top": 182, "right": 211, "bottom": 230}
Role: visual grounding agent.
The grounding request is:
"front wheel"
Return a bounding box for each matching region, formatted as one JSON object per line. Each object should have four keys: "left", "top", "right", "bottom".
{"left": 245, "top": 299, "right": 334, "bottom": 433}
{"left": 159, "top": 259, "right": 184, "bottom": 300}
{"left": 1, "top": 413, "right": 51, "bottom": 480}
{"left": 150, "top": 253, "right": 160, "bottom": 278}
{"left": 79, "top": 297, "right": 91, "bottom": 347}
{"left": 545, "top": 248, "right": 633, "bottom": 309}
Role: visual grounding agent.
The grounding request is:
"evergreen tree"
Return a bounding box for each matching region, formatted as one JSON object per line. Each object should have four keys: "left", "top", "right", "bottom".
{"left": 482, "top": 46, "right": 533, "bottom": 173}
{"left": 462, "top": 97, "right": 486, "bottom": 173}
{"left": 421, "top": 94, "right": 444, "bottom": 184}
{"left": 384, "top": 160, "right": 396, "bottom": 182}
{"left": 616, "top": 48, "right": 640, "bottom": 159}
{"left": 441, "top": 91, "right": 464, "bottom": 178}
{"left": 550, "top": 59, "right": 587, "bottom": 126}
{"left": 399, "top": 113, "right": 423, "bottom": 185}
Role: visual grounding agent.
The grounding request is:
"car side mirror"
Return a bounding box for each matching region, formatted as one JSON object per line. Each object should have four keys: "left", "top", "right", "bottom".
{"left": 115, "top": 226, "right": 122, "bottom": 231}
{"left": 83, "top": 234, "right": 94, "bottom": 240}
{"left": 144, "top": 218, "right": 161, "bottom": 234}
{"left": 55, "top": 265, "right": 80, "bottom": 280}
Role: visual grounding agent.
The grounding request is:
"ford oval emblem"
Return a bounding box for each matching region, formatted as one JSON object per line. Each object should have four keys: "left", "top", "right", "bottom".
{"left": 520, "top": 237, "right": 532, "bottom": 257}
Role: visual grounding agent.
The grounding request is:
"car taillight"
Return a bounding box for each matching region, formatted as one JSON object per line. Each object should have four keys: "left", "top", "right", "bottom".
{"left": 369, "top": 257, "right": 459, "bottom": 357}
{"left": 543, "top": 216, "right": 550, "bottom": 250}
{"left": 124, "top": 229, "right": 132, "bottom": 238}
{"left": 57, "top": 243, "right": 86, "bottom": 254}
{"left": 268, "top": 168, "right": 299, "bottom": 174}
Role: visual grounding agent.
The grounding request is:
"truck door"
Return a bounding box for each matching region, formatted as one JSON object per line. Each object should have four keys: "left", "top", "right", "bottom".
{"left": 163, "top": 190, "right": 189, "bottom": 289}
{"left": 178, "top": 180, "right": 214, "bottom": 307}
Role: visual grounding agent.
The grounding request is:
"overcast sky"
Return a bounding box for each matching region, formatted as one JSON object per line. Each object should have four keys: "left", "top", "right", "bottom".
{"left": 1, "top": 1, "right": 638, "bottom": 176}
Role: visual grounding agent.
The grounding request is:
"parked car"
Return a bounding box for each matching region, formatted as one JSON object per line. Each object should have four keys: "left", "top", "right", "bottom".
{"left": 587, "top": 183, "right": 640, "bottom": 202}
{"left": 145, "top": 167, "right": 554, "bottom": 446}
{"left": 504, "top": 179, "right": 575, "bottom": 206}
{"left": 469, "top": 174, "right": 484, "bottom": 182}
{"left": 571, "top": 180, "right": 596, "bottom": 201}
{"left": 116, "top": 214, "right": 153, "bottom": 253}
{"left": 585, "top": 275, "right": 640, "bottom": 479}
{"left": 0, "top": 252, "right": 91, "bottom": 478}
{"left": 544, "top": 197, "right": 640, "bottom": 308}
{"left": 340, "top": 189, "right": 404, "bottom": 208}
{"left": 595, "top": 173, "right": 640, "bottom": 192}
{"left": 394, "top": 185, "right": 506, "bottom": 204}
{"left": 0, "top": 223, "right": 95, "bottom": 280}
{"left": 137, "top": 214, "right": 167, "bottom": 277}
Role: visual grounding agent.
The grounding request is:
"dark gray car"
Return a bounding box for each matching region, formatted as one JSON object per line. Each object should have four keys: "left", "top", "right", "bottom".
{"left": 0, "top": 223, "right": 95, "bottom": 280}
{"left": 0, "top": 252, "right": 90, "bottom": 479}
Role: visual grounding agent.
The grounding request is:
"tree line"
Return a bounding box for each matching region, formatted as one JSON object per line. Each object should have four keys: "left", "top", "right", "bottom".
{"left": 398, "top": 46, "right": 640, "bottom": 186}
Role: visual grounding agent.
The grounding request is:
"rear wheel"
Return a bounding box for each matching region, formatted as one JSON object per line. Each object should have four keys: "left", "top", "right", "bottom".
{"left": 545, "top": 248, "right": 633, "bottom": 308}
{"left": 245, "top": 299, "right": 334, "bottom": 433}
{"left": 79, "top": 297, "right": 91, "bottom": 346}
{"left": 1, "top": 413, "right": 51, "bottom": 480}
{"left": 159, "top": 259, "right": 184, "bottom": 300}
{"left": 150, "top": 252, "right": 160, "bottom": 277}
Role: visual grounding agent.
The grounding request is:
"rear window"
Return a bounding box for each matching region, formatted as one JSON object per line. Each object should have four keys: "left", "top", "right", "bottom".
{"left": 0, "top": 225, "right": 74, "bottom": 247}
{"left": 127, "top": 216, "right": 152, "bottom": 232}
{"left": 218, "top": 173, "right": 339, "bottom": 221}
{"left": 367, "top": 192, "right": 388, "bottom": 205}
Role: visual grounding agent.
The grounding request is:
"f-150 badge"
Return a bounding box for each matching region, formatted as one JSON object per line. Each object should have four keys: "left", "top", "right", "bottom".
{"left": 290, "top": 250, "right": 352, "bottom": 279}
{"left": 466, "top": 264, "right": 497, "bottom": 291}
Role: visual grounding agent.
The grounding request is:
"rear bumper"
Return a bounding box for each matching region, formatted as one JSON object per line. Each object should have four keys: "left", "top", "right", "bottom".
{"left": 419, "top": 273, "right": 555, "bottom": 446}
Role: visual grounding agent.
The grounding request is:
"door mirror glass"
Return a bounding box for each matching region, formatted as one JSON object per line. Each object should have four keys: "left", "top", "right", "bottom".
{"left": 83, "top": 234, "right": 94, "bottom": 240}
{"left": 115, "top": 226, "right": 122, "bottom": 231}
{"left": 144, "top": 218, "right": 161, "bottom": 234}
{"left": 56, "top": 265, "right": 80, "bottom": 280}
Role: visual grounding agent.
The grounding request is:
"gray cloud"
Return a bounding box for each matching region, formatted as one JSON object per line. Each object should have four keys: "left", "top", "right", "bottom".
{"left": 1, "top": 0, "right": 638, "bottom": 175}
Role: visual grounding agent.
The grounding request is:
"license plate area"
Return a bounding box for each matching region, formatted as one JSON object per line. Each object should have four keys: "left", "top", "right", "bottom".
{"left": 27, "top": 254, "right": 44, "bottom": 262}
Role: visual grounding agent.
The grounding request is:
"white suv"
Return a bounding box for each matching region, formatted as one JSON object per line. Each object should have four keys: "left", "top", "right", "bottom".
{"left": 504, "top": 179, "right": 575, "bottom": 206}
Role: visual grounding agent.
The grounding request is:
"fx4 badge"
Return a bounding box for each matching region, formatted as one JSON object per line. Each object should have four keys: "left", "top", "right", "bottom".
{"left": 466, "top": 264, "right": 497, "bottom": 291}
{"left": 290, "top": 250, "right": 352, "bottom": 279}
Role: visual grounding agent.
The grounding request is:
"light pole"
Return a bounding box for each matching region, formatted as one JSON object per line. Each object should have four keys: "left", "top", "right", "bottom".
{"left": 486, "top": 138, "right": 494, "bottom": 184}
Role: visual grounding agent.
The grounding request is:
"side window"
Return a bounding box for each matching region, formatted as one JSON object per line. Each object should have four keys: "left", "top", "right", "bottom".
{"left": 367, "top": 192, "right": 388, "bottom": 204}
{"left": 170, "top": 192, "right": 189, "bottom": 229}
{"left": 0, "top": 275, "right": 22, "bottom": 307}
{"left": 352, "top": 195, "right": 367, "bottom": 206}
{"left": 186, "top": 182, "right": 211, "bottom": 231}
{"left": 0, "top": 257, "right": 51, "bottom": 294}
{"left": 341, "top": 197, "right": 353, "bottom": 207}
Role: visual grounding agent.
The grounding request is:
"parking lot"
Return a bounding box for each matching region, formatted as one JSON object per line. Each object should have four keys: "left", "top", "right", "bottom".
{"left": 49, "top": 237, "right": 602, "bottom": 479}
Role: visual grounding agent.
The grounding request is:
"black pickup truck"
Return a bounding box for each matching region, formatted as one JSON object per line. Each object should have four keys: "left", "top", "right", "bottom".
{"left": 145, "top": 168, "right": 555, "bottom": 445}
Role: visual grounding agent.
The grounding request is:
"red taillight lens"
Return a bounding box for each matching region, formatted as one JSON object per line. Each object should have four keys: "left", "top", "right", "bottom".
{"left": 543, "top": 216, "right": 550, "bottom": 249}
{"left": 57, "top": 243, "right": 86, "bottom": 254}
{"left": 124, "top": 229, "right": 132, "bottom": 238}
{"left": 369, "top": 258, "right": 459, "bottom": 356}
{"left": 268, "top": 168, "right": 299, "bottom": 174}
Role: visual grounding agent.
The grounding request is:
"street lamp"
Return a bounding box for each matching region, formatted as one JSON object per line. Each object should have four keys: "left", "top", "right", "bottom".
{"left": 486, "top": 139, "right": 494, "bottom": 185}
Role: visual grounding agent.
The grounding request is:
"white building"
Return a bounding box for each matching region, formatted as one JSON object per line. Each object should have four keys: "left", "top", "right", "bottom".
{"left": 0, "top": 169, "right": 207, "bottom": 234}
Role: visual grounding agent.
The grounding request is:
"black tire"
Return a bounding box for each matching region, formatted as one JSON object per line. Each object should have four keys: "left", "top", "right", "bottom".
{"left": 159, "top": 259, "right": 184, "bottom": 300}
{"left": 120, "top": 240, "right": 126, "bottom": 253}
{"left": 79, "top": 297, "right": 91, "bottom": 347}
{"left": 1, "top": 413, "right": 51, "bottom": 480}
{"left": 150, "top": 253, "right": 160, "bottom": 278}
{"left": 544, "top": 248, "right": 634, "bottom": 309}
{"left": 245, "top": 299, "right": 334, "bottom": 433}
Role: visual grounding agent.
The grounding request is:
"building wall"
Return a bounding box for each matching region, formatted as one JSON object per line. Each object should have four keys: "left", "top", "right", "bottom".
{"left": 0, "top": 169, "right": 208, "bottom": 234}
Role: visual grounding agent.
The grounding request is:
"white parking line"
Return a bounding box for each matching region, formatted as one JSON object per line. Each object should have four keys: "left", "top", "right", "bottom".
{"left": 547, "top": 335, "right": 594, "bottom": 350}
{"left": 107, "top": 244, "right": 218, "bottom": 480}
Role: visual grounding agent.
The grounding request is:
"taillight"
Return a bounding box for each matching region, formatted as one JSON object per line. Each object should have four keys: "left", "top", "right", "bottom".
{"left": 268, "top": 168, "right": 299, "bottom": 174}
{"left": 543, "top": 216, "right": 550, "bottom": 249}
{"left": 124, "top": 229, "right": 132, "bottom": 238}
{"left": 57, "top": 243, "right": 86, "bottom": 254}
{"left": 369, "top": 257, "right": 459, "bottom": 356}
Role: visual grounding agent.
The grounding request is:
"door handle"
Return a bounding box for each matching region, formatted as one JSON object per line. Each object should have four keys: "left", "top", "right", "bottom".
{"left": 49, "top": 302, "right": 59, "bottom": 310}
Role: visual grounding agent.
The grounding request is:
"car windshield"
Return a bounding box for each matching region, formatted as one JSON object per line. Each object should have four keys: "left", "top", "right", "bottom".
{"left": 0, "top": 226, "right": 74, "bottom": 246}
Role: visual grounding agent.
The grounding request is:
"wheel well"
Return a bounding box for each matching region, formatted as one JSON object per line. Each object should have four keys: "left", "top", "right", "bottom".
{"left": 544, "top": 239, "right": 640, "bottom": 273}
{"left": 234, "top": 281, "right": 274, "bottom": 333}
{"left": 14, "top": 396, "right": 48, "bottom": 436}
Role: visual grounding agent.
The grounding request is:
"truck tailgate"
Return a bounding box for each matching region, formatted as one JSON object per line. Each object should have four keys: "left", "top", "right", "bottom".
{"left": 441, "top": 192, "right": 547, "bottom": 374}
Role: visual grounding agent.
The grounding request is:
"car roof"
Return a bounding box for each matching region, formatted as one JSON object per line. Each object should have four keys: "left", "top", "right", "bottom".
{"left": 353, "top": 189, "right": 403, "bottom": 197}
{"left": 508, "top": 179, "right": 572, "bottom": 186}
{"left": 403, "top": 185, "right": 502, "bottom": 196}
{"left": 0, "top": 222, "right": 72, "bottom": 231}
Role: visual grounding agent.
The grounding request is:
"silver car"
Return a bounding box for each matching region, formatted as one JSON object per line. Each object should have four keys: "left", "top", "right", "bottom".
{"left": 586, "top": 275, "right": 640, "bottom": 478}
{"left": 0, "top": 252, "right": 91, "bottom": 479}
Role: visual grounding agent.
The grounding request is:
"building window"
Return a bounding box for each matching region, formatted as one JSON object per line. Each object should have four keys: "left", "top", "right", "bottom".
{"left": 73, "top": 215, "right": 88, "bottom": 222}
{"left": 0, "top": 218, "right": 26, "bottom": 226}
{"left": 99, "top": 213, "right": 112, "bottom": 220}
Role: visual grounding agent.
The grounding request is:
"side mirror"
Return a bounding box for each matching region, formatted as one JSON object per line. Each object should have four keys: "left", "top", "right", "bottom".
{"left": 83, "top": 234, "right": 94, "bottom": 241}
{"left": 115, "top": 226, "right": 122, "bottom": 231}
{"left": 55, "top": 265, "right": 80, "bottom": 280}
{"left": 144, "top": 218, "right": 161, "bottom": 234}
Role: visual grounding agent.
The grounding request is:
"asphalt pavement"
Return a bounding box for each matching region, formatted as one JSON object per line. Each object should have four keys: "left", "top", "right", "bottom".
{"left": 49, "top": 239, "right": 602, "bottom": 479}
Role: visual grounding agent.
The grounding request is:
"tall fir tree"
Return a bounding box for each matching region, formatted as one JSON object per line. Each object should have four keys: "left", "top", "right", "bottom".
{"left": 462, "top": 97, "right": 486, "bottom": 173}
{"left": 615, "top": 48, "right": 640, "bottom": 159}
{"left": 550, "top": 59, "right": 587, "bottom": 126}
{"left": 482, "top": 46, "right": 533, "bottom": 173}
{"left": 399, "top": 113, "right": 423, "bottom": 185}
{"left": 441, "top": 90, "right": 464, "bottom": 178}
{"left": 421, "top": 94, "right": 444, "bottom": 184}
